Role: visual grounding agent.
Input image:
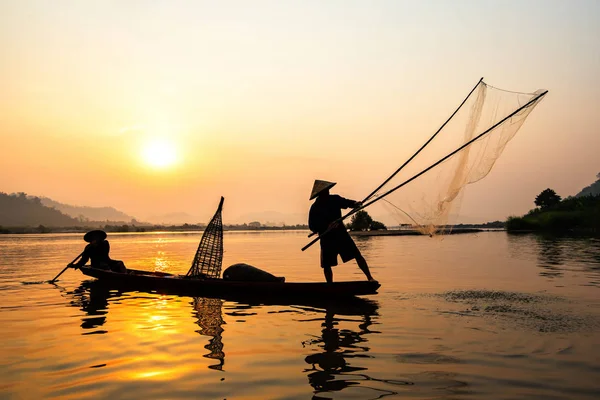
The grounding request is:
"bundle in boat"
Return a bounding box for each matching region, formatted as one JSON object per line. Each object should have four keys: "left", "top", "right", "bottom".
{"left": 223, "top": 263, "right": 285, "bottom": 283}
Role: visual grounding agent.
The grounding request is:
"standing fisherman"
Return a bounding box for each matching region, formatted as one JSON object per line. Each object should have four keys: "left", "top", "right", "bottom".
{"left": 308, "top": 180, "right": 375, "bottom": 283}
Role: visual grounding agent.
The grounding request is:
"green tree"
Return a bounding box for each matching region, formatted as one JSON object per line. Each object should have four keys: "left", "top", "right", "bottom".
{"left": 535, "top": 188, "right": 562, "bottom": 210}
{"left": 349, "top": 210, "right": 372, "bottom": 231}
{"left": 370, "top": 220, "right": 387, "bottom": 231}
{"left": 348, "top": 210, "right": 387, "bottom": 231}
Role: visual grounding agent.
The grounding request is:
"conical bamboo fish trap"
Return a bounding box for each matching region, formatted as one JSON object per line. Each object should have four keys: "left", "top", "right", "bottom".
{"left": 187, "top": 197, "right": 224, "bottom": 278}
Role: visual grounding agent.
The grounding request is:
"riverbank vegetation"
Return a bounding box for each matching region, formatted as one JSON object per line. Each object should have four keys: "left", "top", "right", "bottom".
{"left": 0, "top": 222, "right": 310, "bottom": 235}
{"left": 347, "top": 210, "right": 387, "bottom": 231}
{"left": 507, "top": 188, "right": 600, "bottom": 233}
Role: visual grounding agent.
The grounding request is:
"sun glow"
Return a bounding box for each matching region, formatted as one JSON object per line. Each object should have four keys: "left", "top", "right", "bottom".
{"left": 142, "top": 138, "right": 178, "bottom": 168}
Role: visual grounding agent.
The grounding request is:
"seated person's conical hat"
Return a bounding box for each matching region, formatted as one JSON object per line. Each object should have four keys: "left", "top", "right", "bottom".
{"left": 84, "top": 230, "right": 107, "bottom": 243}
{"left": 310, "top": 180, "right": 336, "bottom": 200}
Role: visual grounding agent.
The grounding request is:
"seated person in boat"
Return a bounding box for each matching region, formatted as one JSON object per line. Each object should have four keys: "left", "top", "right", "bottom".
{"left": 72, "top": 230, "right": 127, "bottom": 273}
{"left": 308, "top": 180, "right": 375, "bottom": 283}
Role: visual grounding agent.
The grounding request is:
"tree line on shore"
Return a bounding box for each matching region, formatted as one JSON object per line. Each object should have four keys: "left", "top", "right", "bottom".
{"left": 7, "top": 183, "right": 596, "bottom": 236}
{"left": 507, "top": 184, "right": 600, "bottom": 233}
{"left": 0, "top": 191, "right": 505, "bottom": 235}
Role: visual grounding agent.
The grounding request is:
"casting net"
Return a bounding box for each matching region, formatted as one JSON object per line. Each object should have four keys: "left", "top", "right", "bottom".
{"left": 362, "top": 80, "right": 547, "bottom": 236}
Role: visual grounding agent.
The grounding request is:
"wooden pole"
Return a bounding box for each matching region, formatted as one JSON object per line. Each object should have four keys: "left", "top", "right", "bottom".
{"left": 50, "top": 252, "right": 84, "bottom": 283}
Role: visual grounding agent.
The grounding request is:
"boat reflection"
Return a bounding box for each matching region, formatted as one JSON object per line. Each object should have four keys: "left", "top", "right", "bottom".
{"left": 65, "top": 279, "right": 403, "bottom": 394}
{"left": 66, "top": 280, "right": 227, "bottom": 370}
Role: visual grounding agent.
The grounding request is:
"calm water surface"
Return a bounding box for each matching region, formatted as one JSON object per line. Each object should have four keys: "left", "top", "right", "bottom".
{"left": 1, "top": 231, "right": 599, "bottom": 399}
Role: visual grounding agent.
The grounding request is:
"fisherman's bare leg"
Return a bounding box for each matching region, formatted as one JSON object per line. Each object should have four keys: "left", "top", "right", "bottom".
{"left": 323, "top": 265, "right": 333, "bottom": 283}
{"left": 356, "top": 255, "right": 374, "bottom": 281}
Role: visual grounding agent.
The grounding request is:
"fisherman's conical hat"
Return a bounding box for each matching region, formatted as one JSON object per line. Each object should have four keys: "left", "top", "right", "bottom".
{"left": 84, "top": 229, "right": 107, "bottom": 243}
{"left": 310, "top": 180, "right": 336, "bottom": 200}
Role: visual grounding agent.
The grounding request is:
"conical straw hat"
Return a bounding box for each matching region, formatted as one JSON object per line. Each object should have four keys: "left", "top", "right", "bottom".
{"left": 310, "top": 180, "right": 336, "bottom": 200}
{"left": 83, "top": 229, "right": 107, "bottom": 243}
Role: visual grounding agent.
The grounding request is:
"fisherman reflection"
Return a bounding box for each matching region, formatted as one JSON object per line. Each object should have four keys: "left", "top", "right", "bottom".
{"left": 301, "top": 300, "right": 409, "bottom": 398}
{"left": 193, "top": 297, "right": 225, "bottom": 371}
{"left": 68, "top": 280, "right": 116, "bottom": 332}
{"left": 304, "top": 310, "right": 370, "bottom": 393}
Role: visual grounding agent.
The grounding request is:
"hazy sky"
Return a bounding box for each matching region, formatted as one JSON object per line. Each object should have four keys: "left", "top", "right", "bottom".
{"left": 1, "top": 0, "right": 599, "bottom": 224}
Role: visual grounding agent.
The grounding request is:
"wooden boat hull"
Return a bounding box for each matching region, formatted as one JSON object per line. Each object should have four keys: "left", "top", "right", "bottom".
{"left": 78, "top": 266, "right": 381, "bottom": 298}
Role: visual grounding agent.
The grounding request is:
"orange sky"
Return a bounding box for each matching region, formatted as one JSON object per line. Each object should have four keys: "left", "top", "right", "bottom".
{"left": 1, "top": 1, "right": 599, "bottom": 224}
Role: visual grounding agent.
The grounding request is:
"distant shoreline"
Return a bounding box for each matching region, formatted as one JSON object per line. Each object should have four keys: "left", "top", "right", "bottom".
{"left": 0, "top": 225, "right": 310, "bottom": 235}
{"left": 0, "top": 226, "right": 501, "bottom": 236}
{"left": 350, "top": 228, "right": 496, "bottom": 236}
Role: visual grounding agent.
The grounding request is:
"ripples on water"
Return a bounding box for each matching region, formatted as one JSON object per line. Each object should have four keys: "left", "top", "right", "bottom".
{"left": 1, "top": 231, "right": 599, "bottom": 399}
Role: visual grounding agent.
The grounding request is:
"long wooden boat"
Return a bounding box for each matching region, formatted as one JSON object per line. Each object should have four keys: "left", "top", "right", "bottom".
{"left": 78, "top": 266, "right": 381, "bottom": 298}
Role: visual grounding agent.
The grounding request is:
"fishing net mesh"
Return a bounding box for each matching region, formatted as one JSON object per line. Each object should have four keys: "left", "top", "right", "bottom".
{"left": 366, "top": 81, "right": 547, "bottom": 236}
{"left": 187, "top": 197, "right": 224, "bottom": 278}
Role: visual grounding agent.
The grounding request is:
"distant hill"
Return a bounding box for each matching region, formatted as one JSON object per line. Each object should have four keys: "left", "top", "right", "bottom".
{"left": 39, "top": 196, "right": 139, "bottom": 223}
{"left": 0, "top": 192, "right": 81, "bottom": 227}
{"left": 576, "top": 174, "right": 600, "bottom": 198}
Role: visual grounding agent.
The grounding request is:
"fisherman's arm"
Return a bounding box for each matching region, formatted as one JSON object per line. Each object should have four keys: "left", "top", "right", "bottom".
{"left": 72, "top": 247, "right": 90, "bottom": 268}
{"left": 335, "top": 195, "right": 362, "bottom": 209}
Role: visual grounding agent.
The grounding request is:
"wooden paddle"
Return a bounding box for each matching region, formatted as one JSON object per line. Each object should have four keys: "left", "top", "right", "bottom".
{"left": 50, "top": 252, "right": 84, "bottom": 283}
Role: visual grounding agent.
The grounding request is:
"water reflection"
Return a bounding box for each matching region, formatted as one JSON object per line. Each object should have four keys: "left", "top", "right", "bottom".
{"left": 67, "top": 280, "right": 119, "bottom": 333}
{"left": 536, "top": 235, "right": 600, "bottom": 286}
{"left": 536, "top": 236, "right": 565, "bottom": 278}
{"left": 508, "top": 233, "right": 600, "bottom": 286}
{"left": 301, "top": 299, "right": 411, "bottom": 399}
{"left": 353, "top": 234, "right": 374, "bottom": 252}
{"left": 66, "top": 280, "right": 227, "bottom": 371}
{"left": 192, "top": 297, "right": 225, "bottom": 371}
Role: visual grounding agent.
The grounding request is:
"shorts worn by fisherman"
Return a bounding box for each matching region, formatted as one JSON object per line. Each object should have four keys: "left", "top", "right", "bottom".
{"left": 308, "top": 180, "right": 374, "bottom": 283}
{"left": 319, "top": 227, "right": 361, "bottom": 268}
{"left": 74, "top": 230, "right": 127, "bottom": 273}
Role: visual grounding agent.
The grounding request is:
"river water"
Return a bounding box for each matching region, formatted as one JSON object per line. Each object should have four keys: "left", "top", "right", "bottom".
{"left": 1, "top": 231, "right": 599, "bottom": 399}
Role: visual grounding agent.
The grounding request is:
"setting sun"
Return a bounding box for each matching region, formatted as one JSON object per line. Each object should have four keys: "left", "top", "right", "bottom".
{"left": 142, "top": 138, "right": 178, "bottom": 169}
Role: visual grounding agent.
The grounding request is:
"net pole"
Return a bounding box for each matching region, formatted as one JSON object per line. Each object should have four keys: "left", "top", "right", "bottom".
{"left": 307, "top": 78, "right": 484, "bottom": 239}
{"left": 301, "top": 89, "right": 548, "bottom": 251}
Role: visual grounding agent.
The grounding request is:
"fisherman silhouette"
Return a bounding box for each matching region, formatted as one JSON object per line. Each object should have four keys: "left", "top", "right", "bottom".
{"left": 72, "top": 230, "right": 127, "bottom": 273}
{"left": 308, "top": 180, "right": 375, "bottom": 283}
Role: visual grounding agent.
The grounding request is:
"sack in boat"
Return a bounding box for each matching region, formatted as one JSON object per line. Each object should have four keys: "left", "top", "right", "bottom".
{"left": 223, "top": 263, "right": 285, "bottom": 283}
